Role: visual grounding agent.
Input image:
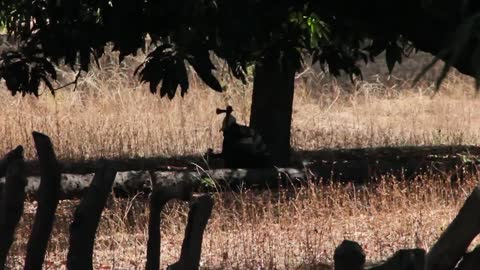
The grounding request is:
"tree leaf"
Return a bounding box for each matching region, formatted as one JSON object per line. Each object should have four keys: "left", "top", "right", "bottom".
{"left": 367, "top": 38, "right": 388, "bottom": 57}
{"left": 187, "top": 50, "right": 222, "bottom": 92}
{"left": 191, "top": 63, "right": 222, "bottom": 92}
{"left": 174, "top": 58, "right": 189, "bottom": 96}
{"left": 385, "top": 43, "right": 402, "bottom": 74}
{"left": 160, "top": 60, "right": 179, "bottom": 99}
{"left": 471, "top": 46, "right": 480, "bottom": 90}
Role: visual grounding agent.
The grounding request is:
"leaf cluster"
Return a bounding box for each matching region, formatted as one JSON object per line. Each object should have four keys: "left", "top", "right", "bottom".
{"left": 2, "top": 0, "right": 480, "bottom": 96}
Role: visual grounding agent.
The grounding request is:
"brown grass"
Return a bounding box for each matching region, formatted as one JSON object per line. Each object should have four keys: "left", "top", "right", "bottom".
{"left": 0, "top": 52, "right": 479, "bottom": 160}
{"left": 1, "top": 51, "right": 480, "bottom": 269}
{"left": 6, "top": 176, "right": 479, "bottom": 269}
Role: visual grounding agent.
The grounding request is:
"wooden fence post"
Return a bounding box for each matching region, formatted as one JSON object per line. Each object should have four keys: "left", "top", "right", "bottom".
{"left": 24, "top": 132, "right": 62, "bottom": 270}
{"left": 0, "top": 146, "right": 24, "bottom": 178}
{"left": 145, "top": 173, "right": 192, "bottom": 270}
{"left": 0, "top": 146, "right": 27, "bottom": 270}
{"left": 426, "top": 186, "right": 480, "bottom": 270}
{"left": 168, "top": 195, "right": 214, "bottom": 270}
{"left": 67, "top": 159, "right": 117, "bottom": 270}
{"left": 456, "top": 245, "right": 480, "bottom": 270}
{"left": 334, "top": 240, "right": 365, "bottom": 270}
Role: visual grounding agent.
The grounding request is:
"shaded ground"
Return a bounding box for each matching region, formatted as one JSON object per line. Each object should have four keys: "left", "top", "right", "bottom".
{"left": 20, "top": 145, "right": 480, "bottom": 184}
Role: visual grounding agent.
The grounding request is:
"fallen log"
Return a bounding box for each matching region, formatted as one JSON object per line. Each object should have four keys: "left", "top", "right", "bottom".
{"left": 426, "top": 186, "right": 480, "bottom": 270}
{"left": 2, "top": 143, "right": 480, "bottom": 199}
{"left": 0, "top": 168, "right": 307, "bottom": 199}
{"left": 17, "top": 145, "right": 480, "bottom": 183}
{"left": 22, "top": 156, "right": 196, "bottom": 176}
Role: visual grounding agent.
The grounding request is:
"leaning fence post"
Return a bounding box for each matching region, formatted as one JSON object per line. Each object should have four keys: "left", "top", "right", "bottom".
{"left": 168, "top": 194, "right": 214, "bottom": 270}
{"left": 24, "top": 132, "right": 62, "bottom": 270}
{"left": 145, "top": 172, "right": 192, "bottom": 270}
{"left": 426, "top": 186, "right": 480, "bottom": 270}
{"left": 457, "top": 245, "right": 480, "bottom": 270}
{"left": 0, "top": 146, "right": 27, "bottom": 270}
{"left": 67, "top": 159, "right": 117, "bottom": 270}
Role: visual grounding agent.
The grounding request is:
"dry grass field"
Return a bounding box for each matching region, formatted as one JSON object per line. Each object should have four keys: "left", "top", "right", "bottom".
{"left": 2, "top": 52, "right": 480, "bottom": 269}
{"left": 6, "top": 176, "right": 478, "bottom": 269}
{"left": 0, "top": 52, "right": 479, "bottom": 160}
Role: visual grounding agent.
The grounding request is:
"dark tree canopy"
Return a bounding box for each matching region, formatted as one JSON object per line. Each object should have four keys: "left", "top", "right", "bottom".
{"left": 0, "top": 1, "right": 479, "bottom": 96}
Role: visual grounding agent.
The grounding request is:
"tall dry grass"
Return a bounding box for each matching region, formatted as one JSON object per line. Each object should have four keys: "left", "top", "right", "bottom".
{"left": 6, "top": 176, "right": 479, "bottom": 269}
{"left": 2, "top": 51, "right": 480, "bottom": 269}
{"left": 0, "top": 51, "right": 479, "bottom": 161}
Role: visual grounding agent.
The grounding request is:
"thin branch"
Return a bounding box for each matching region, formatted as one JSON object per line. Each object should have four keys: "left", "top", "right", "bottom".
{"left": 50, "top": 70, "right": 82, "bottom": 92}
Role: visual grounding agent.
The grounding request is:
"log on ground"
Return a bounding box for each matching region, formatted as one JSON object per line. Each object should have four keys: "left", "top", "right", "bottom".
{"left": 18, "top": 145, "right": 480, "bottom": 182}
{"left": 0, "top": 168, "right": 307, "bottom": 198}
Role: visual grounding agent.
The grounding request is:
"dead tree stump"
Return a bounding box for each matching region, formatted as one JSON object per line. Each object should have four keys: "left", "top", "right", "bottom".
{"left": 368, "top": 249, "right": 425, "bottom": 270}
{"left": 24, "top": 132, "right": 62, "bottom": 270}
{"left": 67, "top": 160, "right": 117, "bottom": 270}
{"left": 0, "top": 146, "right": 26, "bottom": 270}
{"left": 145, "top": 173, "right": 193, "bottom": 270}
{"left": 168, "top": 195, "right": 214, "bottom": 270}
{"left": 426, "top": 186, "right": 480, "bottom": 270}
{"left": 334, "top": 240, "right": 365, "bottom": 270}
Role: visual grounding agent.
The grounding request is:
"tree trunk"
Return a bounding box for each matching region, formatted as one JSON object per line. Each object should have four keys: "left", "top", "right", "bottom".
{"left": 250, "top": 55, "right": 296, "bottom": 166}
